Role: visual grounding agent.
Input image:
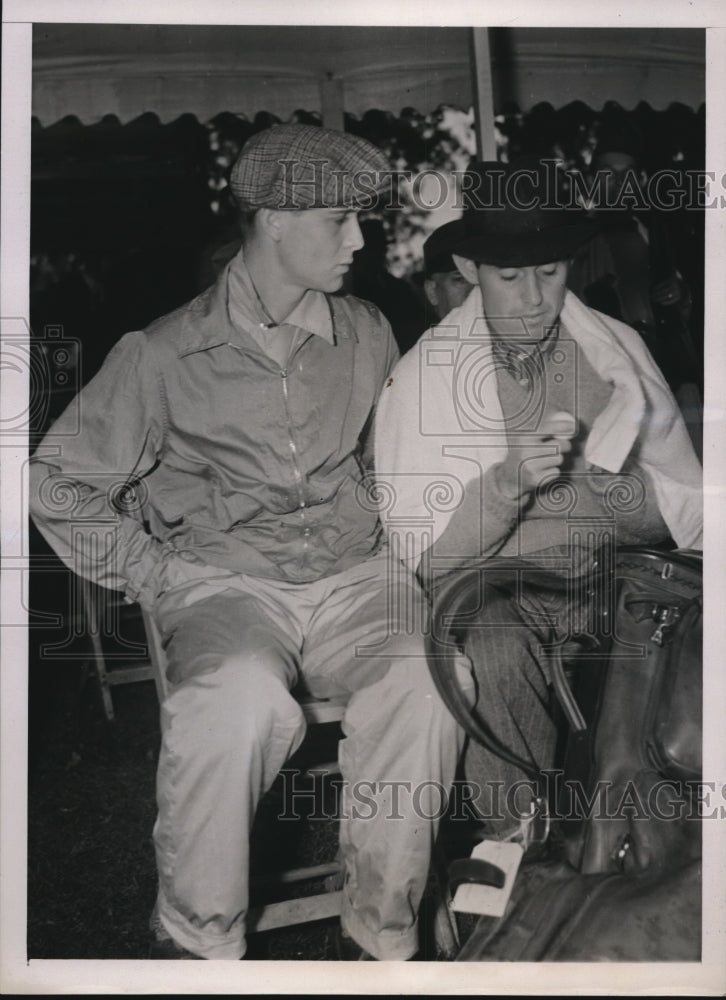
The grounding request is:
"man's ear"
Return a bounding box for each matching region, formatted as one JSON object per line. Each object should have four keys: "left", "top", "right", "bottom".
{"left": 423, "top": 277, "right": 438, "bottom": 308}
{"left": 452, "top": 254, "right": 479, "bottom": 285}
{"left": 257, "top": 208, "right": 284, "bottom": 242}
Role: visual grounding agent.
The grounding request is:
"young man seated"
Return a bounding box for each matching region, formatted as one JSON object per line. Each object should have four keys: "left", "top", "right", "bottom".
{"left": 29, "top": 124, "right": 468, "bottom": 961}
{"left": 374, "top": 156, "right": 702, "bottom": 839}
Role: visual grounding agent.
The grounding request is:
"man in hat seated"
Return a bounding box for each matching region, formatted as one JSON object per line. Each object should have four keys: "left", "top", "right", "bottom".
{"left": 421, "top": 219, "right": 472, "bottom": 326}
{"left": 374, "top": 156, "right": 702, "bottom": 840}
{"left": 29, "top": 124, "right": 467, "bottom": 961}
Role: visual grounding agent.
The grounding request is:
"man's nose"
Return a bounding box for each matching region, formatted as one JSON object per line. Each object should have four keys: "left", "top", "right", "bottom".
{"left": 523, "top": 270, "right": 544, "bottom": 308}
{"left": 345, "top": 215, "right": 365, "bottom": 252}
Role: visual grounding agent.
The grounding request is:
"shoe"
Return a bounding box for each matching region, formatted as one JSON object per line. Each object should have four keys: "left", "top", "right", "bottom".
{"left": 148, "top": 913, "right": 200, "bottom": 959}
{"left": 149, "top": 913, "right": 199, "bottom": 959}
{"left": 329, "top": 924, "right": 377, "bottom": 961}
{"left": 148, "top": 936, "right": 200, "bottom": 959}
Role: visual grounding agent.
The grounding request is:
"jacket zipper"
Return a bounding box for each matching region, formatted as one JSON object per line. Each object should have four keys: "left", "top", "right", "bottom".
{"left": 280, "top": 368, "right": 309, "bottom": 550}
{"left": 228, "top": 335, "right": 313, "bottom": 557}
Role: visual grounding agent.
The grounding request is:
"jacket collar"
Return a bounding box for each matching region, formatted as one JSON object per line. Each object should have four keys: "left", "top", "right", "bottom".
{"left": 177, "top": 249, "right": 355, "bottom": 358}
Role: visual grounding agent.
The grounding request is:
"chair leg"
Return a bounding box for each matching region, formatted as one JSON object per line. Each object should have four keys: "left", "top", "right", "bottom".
{"left": 93, "top": 656, "right": 116, "bottom": 723}
{"left": 248, "top": 890, "right": 343, "bottom": 934}
{"left": 429, "top": 853, "right": 461, "bottom": 959}
{"left": 79, "top": 579, "right": 115, "bottom": 722}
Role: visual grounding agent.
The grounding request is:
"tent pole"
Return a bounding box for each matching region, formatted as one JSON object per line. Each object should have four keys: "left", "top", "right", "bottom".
{"left": 470, "top": 28, "right": 497, "bottom": 160}
{"left": 320, "top": 73, "right": 344, "bottom": 130}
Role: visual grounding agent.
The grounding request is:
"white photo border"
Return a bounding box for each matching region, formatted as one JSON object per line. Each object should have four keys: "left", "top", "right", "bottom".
{"left": 2, "top": 1, "right": 725, "bottom": 995}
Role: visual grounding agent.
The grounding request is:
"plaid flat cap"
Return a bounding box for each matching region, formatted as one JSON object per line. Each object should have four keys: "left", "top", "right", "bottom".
{"left": 229, "top": 124, "right": 392, "bottom": 211}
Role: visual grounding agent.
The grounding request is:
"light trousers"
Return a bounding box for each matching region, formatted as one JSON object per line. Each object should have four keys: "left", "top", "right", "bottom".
{"left": 150, "top": 549, "right": 469, "bottom": 959}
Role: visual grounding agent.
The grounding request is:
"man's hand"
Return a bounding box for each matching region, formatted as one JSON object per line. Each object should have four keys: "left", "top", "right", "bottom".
{"left": 650, "top": 274, "right": 682, "bottom": 307}
{"left": 651, "top": 272, "right": 693, "bottom": 329}
{"left": 496, "top": 411, "right": 577, "bottom": 500}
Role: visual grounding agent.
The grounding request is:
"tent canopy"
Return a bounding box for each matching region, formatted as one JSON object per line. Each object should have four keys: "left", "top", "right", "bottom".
{"left": 32, "top": 24, "right": 705, "bottom": 126}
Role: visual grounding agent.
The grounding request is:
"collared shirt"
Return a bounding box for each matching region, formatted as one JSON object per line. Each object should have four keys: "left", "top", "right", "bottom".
{"left": 228, "top": 256, "right": 336, "bottom": 367}
{"left": 29, "top": 248, "right": 399, "bottom": 607}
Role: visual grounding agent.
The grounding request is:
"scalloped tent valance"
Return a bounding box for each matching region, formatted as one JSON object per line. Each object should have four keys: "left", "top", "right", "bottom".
{"left": 31, "top": 102, "right": 706, "bottom": 185}
{"left": 32, "top": 24, "right": 705, "bottom": 127}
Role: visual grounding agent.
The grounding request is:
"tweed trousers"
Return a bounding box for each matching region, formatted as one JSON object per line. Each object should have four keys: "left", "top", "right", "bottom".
{"left": 460, "top": 576, "right": 589, "bottom": 836}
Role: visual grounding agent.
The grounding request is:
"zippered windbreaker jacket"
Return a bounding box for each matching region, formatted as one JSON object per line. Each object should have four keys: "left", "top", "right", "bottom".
{"left": 29, "top": 258, "right": 398, "bottom": 608}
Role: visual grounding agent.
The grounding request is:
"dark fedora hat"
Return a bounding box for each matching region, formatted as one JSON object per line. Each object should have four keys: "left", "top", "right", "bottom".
{"left": 451, "top": 156, "right": 597, "bottom": 267}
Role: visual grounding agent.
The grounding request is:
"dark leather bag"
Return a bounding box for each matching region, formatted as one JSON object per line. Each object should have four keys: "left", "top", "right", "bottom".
{"left": 456, "top": 856, "right": 702, "bottom": 962}
{"left": 426, "top": 546, "right": 703, "bottom": 961}
{"left": 560, "top": 546, "right": 702, "bottom": 876}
